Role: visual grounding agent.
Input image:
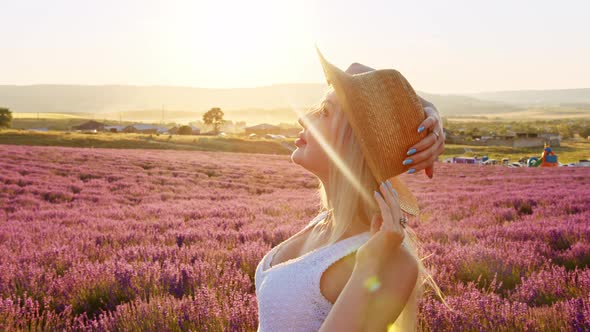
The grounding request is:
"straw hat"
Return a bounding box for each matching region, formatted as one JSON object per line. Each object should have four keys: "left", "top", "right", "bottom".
{"left": 316, "top": 46, "right": 428, "bottom": 217}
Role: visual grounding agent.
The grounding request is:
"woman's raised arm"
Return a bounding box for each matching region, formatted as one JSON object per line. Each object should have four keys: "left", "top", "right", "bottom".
{"left": 318, "top": 246, "right": 418, "bottom": 332}
{"left": 318, "top": 181, "right": 419, "bottom": 331}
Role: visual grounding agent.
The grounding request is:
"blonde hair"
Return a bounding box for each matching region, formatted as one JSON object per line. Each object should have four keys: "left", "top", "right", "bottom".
{"left": 307, "top": 86, "right": 449, "bottom": 331}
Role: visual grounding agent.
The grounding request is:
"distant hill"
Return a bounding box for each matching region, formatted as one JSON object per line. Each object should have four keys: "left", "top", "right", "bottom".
{"left": 466, "top": 88, "right": 590, "bottom": 107}
{"left": 0, "top": 84, "right": 327, "bottom": 114}
{"left": 1, "top": 85, "right": 589, "bottom": 125}
{"left": 418, "top": 92, "right": 518, "bottom": 115}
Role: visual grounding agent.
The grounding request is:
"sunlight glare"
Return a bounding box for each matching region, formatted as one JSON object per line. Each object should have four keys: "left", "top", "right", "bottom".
{"left": 289, "top": 100, "right": 377, "bottom": 208}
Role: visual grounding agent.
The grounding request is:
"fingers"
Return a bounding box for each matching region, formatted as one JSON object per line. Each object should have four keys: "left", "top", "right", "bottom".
{"left": 403, "top": 132, "right": 443, "bottom": 173}
{"left": 423, "top": 106, "right": 441, "bottom": 123}
{"left": 425, "top": 165, "right": 434, "bottom": 179}
{"left": 405, "top": 132, "right": 438, "bottom": 162}
{"left": 370, "top": 214, "right": 382, "bottom": 236}
{"left": 406, "top": 129, "right": 439, "bottom": 159}
{"left": 373, "top": 182, "right": 406, "bottom": 247}
{"left": 379, "top": 181, "right": 402, "bottom": 235}
{"left": 418, "top": 115, "right": 437, "bottom": 133}
{"left": 409, "top": 142, "right": 445, "bottom": 175}
{"left": 423, "top": 105, "right": 438, "bottom": 116}
{"left": 416, "top": 105, "right": 443, "bottom": 179}
{"left": 374, "top": 186, "right": 393, "bottom": 232}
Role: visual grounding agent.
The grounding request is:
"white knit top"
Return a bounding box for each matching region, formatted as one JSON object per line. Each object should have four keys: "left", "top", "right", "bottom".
{"left": 255, "top": 211, "right": 371, "bottom": 332}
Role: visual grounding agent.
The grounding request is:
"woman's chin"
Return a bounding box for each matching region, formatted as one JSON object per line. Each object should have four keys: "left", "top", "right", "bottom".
{"left": 291, "top": 147, "right": 305, "bottom": 164}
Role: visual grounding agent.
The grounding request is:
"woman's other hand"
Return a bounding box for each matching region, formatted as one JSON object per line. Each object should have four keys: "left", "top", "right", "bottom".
{"left": 355, "top": 180, "right": 405, "bottom": 274}
{"left": 404, "top": 101, "right": 445, "bottom": 179}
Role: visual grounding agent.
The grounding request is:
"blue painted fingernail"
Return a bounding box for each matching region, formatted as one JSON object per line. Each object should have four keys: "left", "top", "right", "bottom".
{"left": 407, "top": 168, "right": 416, "bottom": 174}
{"left": 386, "top": 180, "right": 397, "bottom": 195}
{"left": 407, "top": 148, "right": 416, "bottom": 156}
{"left": 402, "top": 159, "right": 412, "bottom": 165}
{"left": 386, "top": 179, "right": 392, "bottom": 190}
{"left": 418, "top": 126, "right": 425, "bottom": 133}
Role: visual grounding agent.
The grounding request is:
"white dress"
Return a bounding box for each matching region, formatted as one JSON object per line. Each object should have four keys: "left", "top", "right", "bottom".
{"left": 254, "top": 211, "right": 371, "bottom": 332}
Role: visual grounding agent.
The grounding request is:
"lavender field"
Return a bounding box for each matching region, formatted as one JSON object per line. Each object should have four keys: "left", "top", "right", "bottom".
{"left": 0, "top": 144, "right": 589, "bottom": 331}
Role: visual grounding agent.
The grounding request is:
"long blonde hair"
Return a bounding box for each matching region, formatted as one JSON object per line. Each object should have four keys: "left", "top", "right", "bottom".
{"left": 307, "top": 86, "right": 448, "bottom": 331}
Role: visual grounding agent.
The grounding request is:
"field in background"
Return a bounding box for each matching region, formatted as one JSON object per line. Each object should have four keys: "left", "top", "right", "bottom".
{"left": 442, "top": 141, "right": 590, "bottom": 164}
{"left": 0, "top": 130, "right": 292, "bottom": 155}
{"left": 1, "top": 129, "right": 589, "bottom": 164}
{"left": 447, "top": 107, "right": 590, "bottom": 122}
{"left": 0, "top": 145, "right": 588, "bottom": 331}
{"left": 11, "top": 105, "right": 590, "bottom": 129}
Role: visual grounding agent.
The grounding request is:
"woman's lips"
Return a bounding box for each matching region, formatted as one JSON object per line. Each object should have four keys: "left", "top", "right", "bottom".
{"left": 294, "top": 137, "right": 307, "bottom": 147}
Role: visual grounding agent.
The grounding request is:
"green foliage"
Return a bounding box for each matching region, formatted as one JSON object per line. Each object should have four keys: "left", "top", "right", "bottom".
{"left": 177, "top": 125, "right": 193, "bottom": 135}
{"left": 445, "top": 118, "right": 590, "bottom": 139}
{"left": 71, "top": 279, "right": 136, "bottom": 318}
{"left": 0, "top": 107, "right": 12, "bottom": 128}
{"left": 0, "top": 129, "right": 292, "bottom": 155}
{"left": 202, "top": 107, "right": 224, "bottom": 134}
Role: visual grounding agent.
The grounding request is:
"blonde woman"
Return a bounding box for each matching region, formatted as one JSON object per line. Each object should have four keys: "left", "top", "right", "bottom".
{"left": 255, "top": 48, "right": 446, "bottom": 332}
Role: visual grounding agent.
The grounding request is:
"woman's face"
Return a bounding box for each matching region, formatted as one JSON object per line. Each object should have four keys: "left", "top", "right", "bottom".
{"left": 291, "top": 90, "right": 341, "bottom": 182}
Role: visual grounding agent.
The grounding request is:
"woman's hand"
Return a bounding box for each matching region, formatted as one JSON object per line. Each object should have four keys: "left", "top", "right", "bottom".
{"left": 355, "top": 180, "right": 405, "bottom": 275}
{"left": 404, "top": 102, "right": 445, "bottom": 179}
{"left": 345, "top": 62, "right": 445, "bottom": 180}
{"left": 319, "top": 180, "right": 417, "bottom": 332}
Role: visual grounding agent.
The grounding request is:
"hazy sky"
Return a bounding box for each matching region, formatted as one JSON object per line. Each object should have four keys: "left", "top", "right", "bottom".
{"left": 1, "top": 0, "right": 589, "bottom": 93}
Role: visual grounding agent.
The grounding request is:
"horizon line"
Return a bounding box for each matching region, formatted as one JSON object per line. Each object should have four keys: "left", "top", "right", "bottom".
{"left": 0, "top": 83, "right": 589, "bottom": 96}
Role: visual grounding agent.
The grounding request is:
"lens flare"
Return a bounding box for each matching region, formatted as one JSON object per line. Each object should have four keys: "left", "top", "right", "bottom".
{"left": 288, "top": 101, "right": 376, "bottom": 207}
{"left": 363, "top": 275, "right": 381, "bottom": 292}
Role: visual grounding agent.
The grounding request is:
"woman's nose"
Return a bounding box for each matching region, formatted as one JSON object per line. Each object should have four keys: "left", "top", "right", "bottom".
{"left": 297, "top": 116, "right": 306, "bottom": 129}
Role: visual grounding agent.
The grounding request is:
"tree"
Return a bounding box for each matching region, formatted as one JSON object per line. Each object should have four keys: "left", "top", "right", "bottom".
{"left": 178, "top": 125, "right": 193, "bottom": 135}
{"left": 0, "top": 108, "right": 12, "bottom": 128}
{"left": 556, "top": 123, "right": 572, "bottom": 139}
{"left": 203, "top": 107, "right": 224, "bottom": 135}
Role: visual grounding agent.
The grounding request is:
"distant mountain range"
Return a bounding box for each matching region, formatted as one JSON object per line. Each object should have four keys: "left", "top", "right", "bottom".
{"left": 466, "top": 89, "right": 590, "bottom": 107}
{"left": 1, "top": 84, "right": 589, "bottom": 125}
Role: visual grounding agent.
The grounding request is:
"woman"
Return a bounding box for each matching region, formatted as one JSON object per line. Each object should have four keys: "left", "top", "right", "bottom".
{"left": 255, "top": 48, "right": 446, "bottom": 331}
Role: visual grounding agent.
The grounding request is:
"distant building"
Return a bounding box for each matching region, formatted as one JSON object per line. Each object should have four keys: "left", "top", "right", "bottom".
{"left": 123, "top": 124, "right": 168, "bottom": 134}
{"left": 189, "top": 125, "right": 200, "bottom": 135}
{"left": 452, "top": 156, "right": 479, "bottom": 164}
{"left": 448, "top": 131, "right": 559, "bottom": 148}
{"left": 73, "top": 120, "right": 105, "bottom": 131}
{"left": 516, "top": 132, "right": 538, "bottom": 138}
{"left": 538, "top": 133, "right": 561, "bottom": 147}
{"left": 104, "top": 125, "right": 126, "bottom": 133}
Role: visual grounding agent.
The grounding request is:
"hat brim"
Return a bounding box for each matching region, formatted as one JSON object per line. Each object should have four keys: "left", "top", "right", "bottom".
{"left": 315, "top": 46, "right": 421, "bottom": 217}
{"left": 388, "top": 176, "right": 420, "bottom": 217}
